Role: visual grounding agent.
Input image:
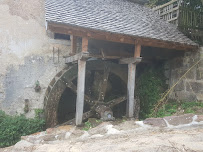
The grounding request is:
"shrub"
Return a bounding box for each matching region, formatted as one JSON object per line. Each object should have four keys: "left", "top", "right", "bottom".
{"left": 137, "top": 63, "right": 167, "bottom": 119}
{"left": 155, "top": 101, "right": 203, "bottom": 117}
{"left": 0, "top": 110, "right": 45, "bottom": 148}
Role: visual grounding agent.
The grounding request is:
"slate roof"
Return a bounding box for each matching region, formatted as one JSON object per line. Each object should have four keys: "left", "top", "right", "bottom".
{"left": 45, "top": 0, "right": 197, "bottom": 46}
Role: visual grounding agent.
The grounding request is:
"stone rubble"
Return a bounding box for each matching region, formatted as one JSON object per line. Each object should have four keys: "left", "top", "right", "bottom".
{"left": 1, "top": 114, "right": 203, "bottom": 152}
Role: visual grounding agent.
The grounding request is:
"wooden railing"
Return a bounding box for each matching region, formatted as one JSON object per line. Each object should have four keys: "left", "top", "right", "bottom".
{"left": 178, "top": 7, "right": 203, "bottom": 29}
{"left": 153, "top": 0, "right": 203, "bottom": 44}
{"left": 153, "top": 0, "right": 180, "bottom": 25}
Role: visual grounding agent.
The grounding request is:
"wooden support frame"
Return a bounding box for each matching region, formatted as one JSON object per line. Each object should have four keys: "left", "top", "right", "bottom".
{"left": 75, "top": 37, "right": 88, "bottom": 126}
{"left": 65, "top": 51, "right": 134, "bottom": 64}
{"left": 47, "top": 22, "right": 198, "bottom": 51}
{"left": 134, "top": 41, "right": 141, "bottom": 58}
{"left": 126, "top": 63, "right": 136, "bottom": 118}
{"left": 70, "top": 35, "right": 77, "bottom": 55}
{"left": 126, "top": 41, "right": 141, "bottom": 118}
{"left": 66, "top": 52, "right": 89, "bottom": 63}
{"left": 82, "top": 37, "right": 88, "bottom": 52}
{"left": 75, "top": 59, "right": 87, "bottom": 125}
{"left": 119, "top": 57, "right": 142, "bottom": 64}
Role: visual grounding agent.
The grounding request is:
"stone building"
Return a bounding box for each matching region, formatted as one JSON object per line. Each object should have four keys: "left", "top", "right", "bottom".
{"left": 0, "top": 0, "right": 202, "bottom": 127}
{"left": 0, "top": 0, "right": 70, "bottom": 118}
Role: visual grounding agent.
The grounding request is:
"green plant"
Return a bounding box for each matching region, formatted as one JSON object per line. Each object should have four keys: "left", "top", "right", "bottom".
{"left": 155, "top": 101, "right": 178, "bottom": 117}
{"left": 83, "top": 121, "right": 93, "bottom": 131}
{"left": 34, "top": 109, "right": 44, "bottom": 119}
{"left": 0, "top": 110, "right": 45, "bottom": 148}
{"left": 153, "top": 59, "right": 202, "bottom": 114}
{"left": 181, "top": 102, "right": 203, "bottom": 109}
{"left": 153, "top": 101, "right": 203, "bottom": 117}
{"left": 137, "top": 63, "right": 167, "bottom": 119}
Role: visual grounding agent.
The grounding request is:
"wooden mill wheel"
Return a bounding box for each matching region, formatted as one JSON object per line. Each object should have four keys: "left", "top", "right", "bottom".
{"left": 44, "top": 60, "right": 128, "bottom": 127}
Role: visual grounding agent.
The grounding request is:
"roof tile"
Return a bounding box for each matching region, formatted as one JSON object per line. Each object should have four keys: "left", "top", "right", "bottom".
{"left": 45, "top": 0, "right": 197, "bottom": 46}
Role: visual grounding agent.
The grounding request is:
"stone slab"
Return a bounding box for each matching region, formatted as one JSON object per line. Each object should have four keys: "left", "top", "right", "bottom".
{"left": 46, "top": 125, "right": 74, "bottom": 134}
{"left": 143, "top": 118, "right": 167, "bottom": 127}
{"left": 14, "top": 140, "right": 33, "bottom": 151}
{"left": 164, "top": 114, "right": 194, "bottom": 126}
{"left": 196, "top": 115, "right": 203, "bottom": 122}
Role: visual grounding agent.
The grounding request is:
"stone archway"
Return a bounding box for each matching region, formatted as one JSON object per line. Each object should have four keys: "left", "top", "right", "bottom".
{"left": 44, "top": 60, "right": 128, "bottom": 127}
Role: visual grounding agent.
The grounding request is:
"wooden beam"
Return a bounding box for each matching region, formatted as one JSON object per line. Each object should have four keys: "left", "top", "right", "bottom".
{"left": 48, "top": 23, "right": 135, "bottom": 45}
{"left": 109, "top": 96, "right": 127, "bottom": 108}
{"left": 75, "top": 37, "right": 89, "bottom": 126}
{"left": 71, "top": 35, "right": 77, "bottom": 55}
{"left": 119, "top": 57, "right": 142, "bottom": 64}
{"left": 134, "top": 41, "right": 141, "bottom": 58}
{"left": 126, "top": 41, "right": 142, "bottom": 118}
{"left": 47, "top": 22, "right": 198, "bottom": 51}
{"left": 75, "top": 59, "right": 86, "bottom": 126}
{"left": 65, "top": 52, "right": 89, "bottom": 63}
{"left": 82, "top": 37, "right": 88, "bottom": 52}
{"left": 65, "top": 52, "right": 133, "bottom": 63}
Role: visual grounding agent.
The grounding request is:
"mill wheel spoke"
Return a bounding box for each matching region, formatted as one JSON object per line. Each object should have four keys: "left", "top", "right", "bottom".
{"left": 107, "top": 96, "right": 127, "bottom": 108}
{"left": 98, "top": 65, "right": 110, "bottom": 102}
{"left": 63, "top": 79, "right": 95, "bottom": 106}
{"left": 86, "top": 71, "right": 95, "bottom": 97}
{"left": 59, "top": 110, "right": 94, "bottom": 126}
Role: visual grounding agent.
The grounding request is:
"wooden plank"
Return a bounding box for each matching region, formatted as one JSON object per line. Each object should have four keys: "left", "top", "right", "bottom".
{"left": 65, "top": 52, "right": 89, "bottom": 63}
{"left": 71, "top": 35, "right": 77, "bottom": 55}
{"left": 126, "top": 63, "right": 136, "bottom": 118}
{"left": 47, "top": 22, "right": 197, "bottom": 51}
{"left": 65, "top": 53, "right": 132, "bottom": 62}
{"left": 88, "top": 54, "right": 129, "bottom": 59}
{"left": 119, "top": 57, "right": 142, "bottom": 64}
{"left": 75, "top": 59, "right": 86, "bottom": 126}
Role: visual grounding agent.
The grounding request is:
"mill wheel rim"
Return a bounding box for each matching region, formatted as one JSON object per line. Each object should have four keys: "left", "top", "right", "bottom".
{"left": 44, "top": 60, "right": 128, "bottom": 127}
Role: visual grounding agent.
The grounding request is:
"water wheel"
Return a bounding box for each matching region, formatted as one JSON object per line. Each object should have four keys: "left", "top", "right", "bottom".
{"left": 44, "top": 60, "right": 128, "bottom": 127}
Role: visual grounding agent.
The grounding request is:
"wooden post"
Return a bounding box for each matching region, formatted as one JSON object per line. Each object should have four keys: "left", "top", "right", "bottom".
{"left": 126, "top": 41, "right": 141, "bottom": 118}
{"left": 71, "top": 35, "right": 77, "bottom": 55}
{"left": 75, "top": 59, "right": 86, "bottom": 125}
{"left": 126, "top": 63, "right": 136, "bottom": 117}
{"left": 82, "top": 37, "right": 88, "bottom": 52}
{"left": 134, "top": 43, "right": 141, "bottom": 58}
{"left": 75, "top": 37, "right": 88, "bottom": 126}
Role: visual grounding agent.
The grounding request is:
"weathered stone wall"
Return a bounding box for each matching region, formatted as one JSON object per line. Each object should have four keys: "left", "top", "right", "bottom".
{"left": 168, "top": 47, "right": 203, "bottom": 102}
{"left": 0, "top": 0, "right": 71, "bottom": 117}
